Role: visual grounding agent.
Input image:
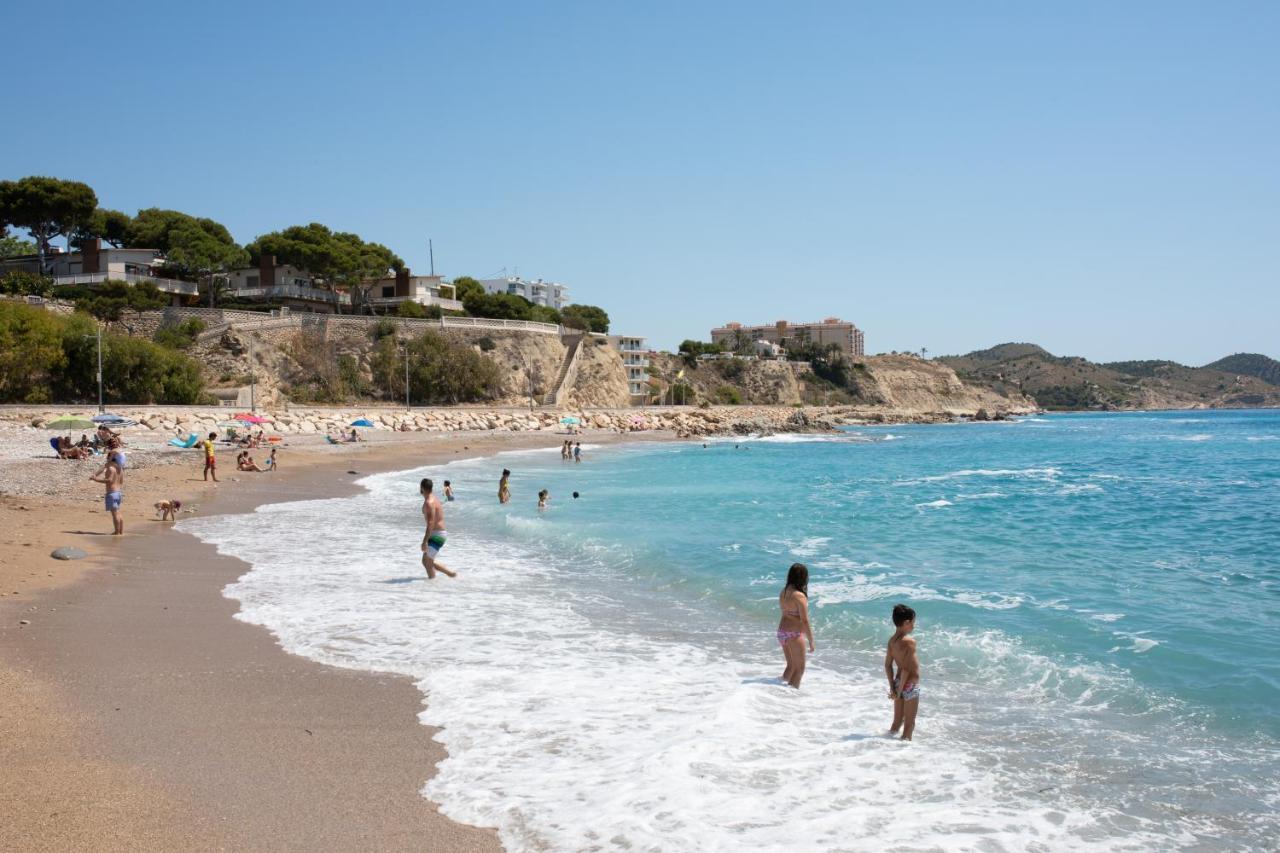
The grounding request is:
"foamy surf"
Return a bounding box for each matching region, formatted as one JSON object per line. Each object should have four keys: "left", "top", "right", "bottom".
{"left": 181, "top": 410, "right": 1280, "bottom": 851}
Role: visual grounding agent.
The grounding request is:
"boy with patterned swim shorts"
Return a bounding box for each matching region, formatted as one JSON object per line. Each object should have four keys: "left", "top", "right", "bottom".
{"left": 420, "top": 478, "right": 457, "bottom": 580}
{"left": 885, "top": 603, "right": 921, "bottom": 740}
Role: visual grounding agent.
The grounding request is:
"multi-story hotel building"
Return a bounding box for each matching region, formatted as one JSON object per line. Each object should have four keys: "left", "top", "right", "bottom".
{"left": 710, "top": 318, "right": 865, "bottom": 359}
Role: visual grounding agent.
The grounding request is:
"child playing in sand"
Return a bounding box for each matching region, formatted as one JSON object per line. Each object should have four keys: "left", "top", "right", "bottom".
{"left": 884, "top": 603, "right": 921, "bottom": 740}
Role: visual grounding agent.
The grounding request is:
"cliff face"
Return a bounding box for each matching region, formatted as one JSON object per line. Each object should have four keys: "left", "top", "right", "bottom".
{"left": 646, "top": 353, "right": 1035, "bottom": 416}
{"left": 855, "top": 355, "right": 1036, "bottom": 416}
{"left": 566, "top": 338, "right": 633, "bottom": 408}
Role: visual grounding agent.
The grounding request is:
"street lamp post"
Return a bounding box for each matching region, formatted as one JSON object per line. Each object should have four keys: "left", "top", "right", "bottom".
{"left": 403, "top": 341, "right": 411, "bottom": 408}
{"left": 83, "top": 324, "right": 104, "bottom": 414}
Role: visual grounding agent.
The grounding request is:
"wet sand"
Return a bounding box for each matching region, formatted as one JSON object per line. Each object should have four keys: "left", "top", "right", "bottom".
{"left": 1, "top": 430, "right": 663, "bottom": 851}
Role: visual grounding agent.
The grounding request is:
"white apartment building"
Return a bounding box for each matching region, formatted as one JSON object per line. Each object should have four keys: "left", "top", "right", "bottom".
{"left": 480, "top": 276, "right": 570, "bottom": 309}
{"left": 607, "top": 335, "right": 650, "bottom": 399}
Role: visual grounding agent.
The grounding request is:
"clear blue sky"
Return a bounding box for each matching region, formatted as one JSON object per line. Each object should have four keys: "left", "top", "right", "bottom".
{"left": 3, "top": 1, "right": 1276, "bottom": 363}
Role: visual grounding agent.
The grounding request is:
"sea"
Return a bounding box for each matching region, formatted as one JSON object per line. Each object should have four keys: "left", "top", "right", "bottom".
{"left": 181, "top": 409, "right": 1280, "bottom": 852}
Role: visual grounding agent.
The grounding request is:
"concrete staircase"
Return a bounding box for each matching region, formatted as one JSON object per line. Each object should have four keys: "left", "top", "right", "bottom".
{"left": 541, "top": 335, "right": 583, "bottom": 406}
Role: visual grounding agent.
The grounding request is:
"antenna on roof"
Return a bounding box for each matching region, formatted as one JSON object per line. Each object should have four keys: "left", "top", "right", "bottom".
{"left": 429, "top": 239, "right": 435, "bottom": 276}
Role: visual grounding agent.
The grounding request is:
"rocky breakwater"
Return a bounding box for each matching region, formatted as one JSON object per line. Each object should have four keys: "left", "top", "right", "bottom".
{"left": 6, "top": 400, "right": 1034, "bottom": 443}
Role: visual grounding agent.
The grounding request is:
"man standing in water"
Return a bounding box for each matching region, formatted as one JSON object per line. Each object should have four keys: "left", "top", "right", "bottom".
{"left": 420, "top": 478, "right": 457, "bottom": 579}
{"left": 89, "top": 448, "right": 125, "bottom": 535}
{"left": 885, "top": 603, "right": 921, "bottom": 740}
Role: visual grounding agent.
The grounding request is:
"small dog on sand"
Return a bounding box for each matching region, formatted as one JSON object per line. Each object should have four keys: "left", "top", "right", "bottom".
{"left": 154, "top": 499, "right": 182, "bottom": 521}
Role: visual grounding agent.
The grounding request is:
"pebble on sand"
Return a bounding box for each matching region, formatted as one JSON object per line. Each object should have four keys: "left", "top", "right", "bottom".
{"left": 51, "top": 547, "right": 88, "bottom": 561}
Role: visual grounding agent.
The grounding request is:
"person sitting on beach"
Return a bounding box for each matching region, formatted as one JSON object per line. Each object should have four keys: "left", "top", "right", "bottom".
{"left": 237, "top": 452, "right": 265, "bottom": 472}
{"left": 76, "top": 433, "right": 91, "bottom": 449}
{"left": 56, "top": 436, "right": 87, "bottom": 460}
{"left": 885, "top": 603, "right": 921, "bottom": 741}
{"left": 348, "top": 428, "right": 361, "bottom": 443}
{"left": 777, "top": 563, "right": 815, "bottom": 689}
{"left": 498, "top": 469, "right": 511, "bottom": 504}
{"left": 89, "top": 450, "right": 125, "bottom": 535}
{"left": 537, "top": 489, "right": 549, "bottom": 510}
{"left": 419, "top": 478, "right": 457, "bottom": 580}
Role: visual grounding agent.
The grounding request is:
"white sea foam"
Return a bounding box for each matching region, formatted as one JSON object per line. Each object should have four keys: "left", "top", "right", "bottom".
{"left": 179, "top": 452, "right": 1276, "bottom": 852}
{"left": 915, "top": 498, "right": 953, "bottom": 508}
{"left": 1089, "top": 613, "right": 1126, "bottom": 623}
{"left": 900, "top": 467, "right": 1062, "bottom": 485}
{"left": 1246, "top": 435, "right": 1280, "bottom": 442}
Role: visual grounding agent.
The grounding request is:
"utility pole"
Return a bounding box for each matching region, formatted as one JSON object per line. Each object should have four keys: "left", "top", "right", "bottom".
{"left": 403, "top": 341, "right": 411, "bottom": 409}
{"left": 95, "top": 324, "right": 104, "bottom": 414}
{"left": 429, "top": 239, "right": 435, "bottom": 276}
{"left": 249, "top": 336, "right": 256, "bottom": 413}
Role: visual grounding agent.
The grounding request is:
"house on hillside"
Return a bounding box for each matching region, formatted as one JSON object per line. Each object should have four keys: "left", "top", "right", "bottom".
{"left": 0, "top": 238, "right": 197, "bottom": 300}
{"left": 480, "top": 276, "right": 570, "bottom": 309}
{"left": 365, "top": 269, "right": 463, "bottom": 312}
{"left": 224, "top": 255, "right": 348, "bottom": 313}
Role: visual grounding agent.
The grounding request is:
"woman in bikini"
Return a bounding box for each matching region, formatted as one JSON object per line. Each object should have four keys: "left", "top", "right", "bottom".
{"left": 778, "top": 562, "right": 815, "bottom": 689}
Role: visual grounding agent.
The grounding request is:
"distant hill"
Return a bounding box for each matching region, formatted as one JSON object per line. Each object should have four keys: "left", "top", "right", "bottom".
{"left": 1203, "top": 353, "right": 1280, "bottom": 387}
{"left": 938, "top": 343, "right": 1280, "bottom": 411}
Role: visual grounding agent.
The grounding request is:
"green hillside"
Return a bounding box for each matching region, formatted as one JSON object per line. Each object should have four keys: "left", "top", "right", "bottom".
{"left": 939, "top": 343, "right": 1280, "bottom": 411}
{"left": 1203, "top": 353, "right": 1280, "bottom": 387}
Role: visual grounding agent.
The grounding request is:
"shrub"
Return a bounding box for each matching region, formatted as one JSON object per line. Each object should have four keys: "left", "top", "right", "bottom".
{"left": 396, "top": 300, "right": 428, "bottom": 318}
{"left": 371, "top": 329, "right": 502, "bottom": 404}
{"left": 67, "top": 279, "right": 169, "bottom": 321}
{"left": 153, "top": 317, "right": 206, "bottom": 349}
{"left": 370, "top": 318, "right": 398, "bottom": 340}
{"left": 0, "top": 301, "right": 205, "bottom": 404}
{"left": 477, "top": 336, "right": 496, "bottom": 352}
{"left": 714, "top": 385, "right": 742, "bottom": 405}
{"left": 0, "top": 270, "right": 55, "bottom": 297}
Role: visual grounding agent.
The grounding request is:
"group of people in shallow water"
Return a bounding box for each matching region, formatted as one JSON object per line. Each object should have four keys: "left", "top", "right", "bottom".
{"left": 419, "top": 445, "right": 922, "bottom": 740}
{"left": 777, "top": 563, "right": 922, "bottom": 739}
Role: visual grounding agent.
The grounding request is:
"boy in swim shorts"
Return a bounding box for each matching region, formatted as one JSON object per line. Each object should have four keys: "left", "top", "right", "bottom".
{"left": 884, "top": 603, "right": 921, "bottom": 740}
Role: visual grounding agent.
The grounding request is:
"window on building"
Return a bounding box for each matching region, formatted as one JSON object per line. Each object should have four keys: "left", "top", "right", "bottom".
{"left": 246, "top": 275, "right": 260, "bottom": 288}
{"left": 382, "top": 286, "right": 395, "bottom": 298}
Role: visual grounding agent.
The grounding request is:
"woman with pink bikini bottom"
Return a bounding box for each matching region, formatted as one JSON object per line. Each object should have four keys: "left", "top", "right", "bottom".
{"left": 777, "top": 562, "right": 815, "bottom": 689}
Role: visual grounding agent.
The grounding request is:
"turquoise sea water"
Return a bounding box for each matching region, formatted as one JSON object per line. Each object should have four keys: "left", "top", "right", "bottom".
{"left": 186, "top": 410, "right": 1280, "bottom": 850}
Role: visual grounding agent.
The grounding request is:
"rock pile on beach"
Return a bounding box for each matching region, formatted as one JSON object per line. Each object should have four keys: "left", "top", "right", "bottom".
{"left": 1, "top": 403, "right": 1030, "bottom": 445}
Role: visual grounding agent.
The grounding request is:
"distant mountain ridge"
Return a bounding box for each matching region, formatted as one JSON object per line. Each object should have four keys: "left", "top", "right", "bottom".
{"left": 1202, "top": 353, "right": 1280, "bottom": 387}
{"left": 938, "top": 344, "right": 1280, "bottom": 411}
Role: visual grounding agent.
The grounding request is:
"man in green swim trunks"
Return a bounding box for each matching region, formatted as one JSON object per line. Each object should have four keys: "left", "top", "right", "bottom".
{"left": 420, "top": 478, "right": 457, "bottom": 579}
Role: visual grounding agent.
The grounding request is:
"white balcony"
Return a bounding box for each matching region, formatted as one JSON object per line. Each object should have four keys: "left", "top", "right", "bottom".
{"left": 54, "top": 271, "right": 199, "bottom": 296}
{"left": 228, "top": 284, "right": 351, "bottom": 305}
{"left": 367, "top": 295, "right": 465, "bottom": 312}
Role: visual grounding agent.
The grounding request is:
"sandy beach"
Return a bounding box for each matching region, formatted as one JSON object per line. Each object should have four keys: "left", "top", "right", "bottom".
{"left": 1, "top": 426, "right": 666, "bottom": 851}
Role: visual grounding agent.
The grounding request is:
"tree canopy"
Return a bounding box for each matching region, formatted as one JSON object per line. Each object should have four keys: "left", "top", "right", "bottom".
{"left": 0, "top": 230, "right": 36, "bottom": 258}
{"left": 86, "top": 208, "right": 134, "bottom": 247}
{"left": 561, "top": 303, "right": 610, "bottom": 333}
{"left": 0, "top": 176, "right": 98, "bottom": 268}
{"left": 450, "top": 276, "right": 485, "bottom": 303}
{"left": 247, "top": 223, "right": 403, "bottom": 286}
{"left": 126, "top": 208, "right": 248, "bottom": 278}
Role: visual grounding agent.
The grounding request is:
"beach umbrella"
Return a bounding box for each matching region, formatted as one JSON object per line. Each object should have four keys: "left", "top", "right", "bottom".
{"left": 559, "top": 416, "right": 580, "bottom": 425}
{"left": 350, "top": 418, "right": 375, "bottom": 427}
{"left": 45, "top": 415, "right": 96, "bottom": 430}
{"left": 92, "top": 413, "right": 137, "bottom": 428}
{"left": 235, "top": 413, "right": 268, "bottom": 424}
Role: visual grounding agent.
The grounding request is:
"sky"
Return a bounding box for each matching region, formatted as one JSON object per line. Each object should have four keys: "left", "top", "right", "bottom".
{"left": 2, "top": 1, "right": 1276, "bottom": 363}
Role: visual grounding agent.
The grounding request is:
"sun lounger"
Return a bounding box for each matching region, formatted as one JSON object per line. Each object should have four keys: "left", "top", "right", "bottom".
{"left": 168, "top": 433, "right": 200, "bottom": 448}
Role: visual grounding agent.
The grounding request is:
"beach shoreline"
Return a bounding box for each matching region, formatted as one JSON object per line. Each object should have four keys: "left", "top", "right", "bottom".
{"left": 1, "top": 428, "right": 673, "bottom": 851}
